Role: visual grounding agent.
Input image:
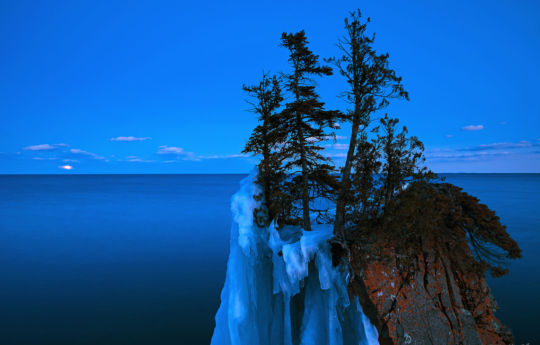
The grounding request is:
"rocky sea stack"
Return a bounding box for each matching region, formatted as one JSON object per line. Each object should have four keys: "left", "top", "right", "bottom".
{"left": 340, "top": 181, "right": 521, "bottom": 345}
{"left": 212, "top": 8, "right": 522, "bottom": 345}
{"left": 350, "top": 245, "right": 513, "bottom": 345}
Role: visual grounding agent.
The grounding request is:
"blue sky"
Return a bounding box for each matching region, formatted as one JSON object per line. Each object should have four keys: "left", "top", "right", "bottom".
{"left": 1, "top": 0, "right": 539, "bottom": 173}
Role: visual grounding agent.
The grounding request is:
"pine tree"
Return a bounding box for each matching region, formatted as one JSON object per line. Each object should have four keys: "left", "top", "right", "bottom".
{"left": 239, "top": 10, "right": 520, "bottom": 279}
{"left": 349, "top": 130, "right": 381, "bottom": 224}
{"left": 377, "top": 114, "right": 426, "bottom": 217}
{"left": 327, "top": 10, "right": 408, "bottom": 238}
{"left": 388, "top": 181, "right": 522, "bottom": 277}
{"left": 242, "top": 73, "right": 285, "bottom": 226}
{"left": 278, "top": 31, "right": 340, "bottom": 230}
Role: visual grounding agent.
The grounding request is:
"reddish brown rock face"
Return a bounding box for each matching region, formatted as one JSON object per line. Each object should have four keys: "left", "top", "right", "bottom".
{"left": 349, "top": 247, "right": 513, "bottom": 345}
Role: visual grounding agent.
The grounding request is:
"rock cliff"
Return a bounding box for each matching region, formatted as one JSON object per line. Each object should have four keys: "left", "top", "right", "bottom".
{"left": 347, "top": 243, "right": 514, "bottom": 345}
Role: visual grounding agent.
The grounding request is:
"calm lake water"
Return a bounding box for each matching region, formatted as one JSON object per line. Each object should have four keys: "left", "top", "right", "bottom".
{"left": 0, "top": 174, "right": 538, "bottom": 345}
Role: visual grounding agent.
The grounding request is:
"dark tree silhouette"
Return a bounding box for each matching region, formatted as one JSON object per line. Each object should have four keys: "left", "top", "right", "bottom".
{"left": 387, "top": 182, "right": 522, "bottom": 277}
{"left": 349, "top": 130, "right": 381, "bottom": 224}
{"left": 377, "top": 114, "right": 427, "bottom": 217}
{"left": 242, "top": 73, "right": 286, "bottom": 226}
{"left": 240, "top": 9, "right": 521, "bottom": 279}
{"left": 278, "top": 30, "right": 340, "bottom": 230}
{"left": 327, "top": 10, "right": 408, "bottom": 238}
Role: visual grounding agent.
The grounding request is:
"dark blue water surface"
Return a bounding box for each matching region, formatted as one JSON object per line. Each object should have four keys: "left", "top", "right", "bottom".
{"left": 0, "top": 175, "right": 243, "bottom": 345}
{"left": 442, "top": 174, "right": 540, "bottom": 345}
{"left": 0, "top": 174, "right": 538, "bottom": 345}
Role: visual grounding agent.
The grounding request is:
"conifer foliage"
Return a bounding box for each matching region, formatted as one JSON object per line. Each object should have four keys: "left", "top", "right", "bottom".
{"left": 326, "top": 10, "right": 408, "bottom": 238}
{"left": 277, "top": 31, "right": 340, "bottom": 230}
{"left": 242, "top": 73, "right": 285, "bottom": 227}
{"left": 388, "top": 182, "right": 522, "bottom": 277}
{"left": 241, "top": 9, "right": 521, "bottom": 277}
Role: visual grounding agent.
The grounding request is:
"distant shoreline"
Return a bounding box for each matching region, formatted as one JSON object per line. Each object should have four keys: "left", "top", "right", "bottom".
{"left": 1, "top": 172, "right": 540, "bottom": 176}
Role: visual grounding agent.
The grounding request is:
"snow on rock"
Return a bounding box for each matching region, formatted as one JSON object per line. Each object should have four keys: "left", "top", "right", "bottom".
{"left": 211, "top": 172, "right": 379, "bottom": 345}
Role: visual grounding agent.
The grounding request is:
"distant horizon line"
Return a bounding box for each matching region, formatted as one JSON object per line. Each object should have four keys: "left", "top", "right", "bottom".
{"left": 1, "top": 172, "right": 539, "bottom": 176}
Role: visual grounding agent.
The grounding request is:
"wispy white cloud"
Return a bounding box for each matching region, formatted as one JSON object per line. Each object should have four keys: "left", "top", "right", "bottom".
{"left": 306, "top": 135, "right": 347, "bottom": 142}
{"left": 111, "top": 136, "right": 151, "bottom": 142}
{"left": 69, "top": 148, "right": 105, "bottom": 160}
{"left": 426, "top": 139, "right": 540, "bottom": 162}
{"left": 426, "top": 151, "right": 512, "bottom": 161}
{"left": 475, "top": 141, "right": 531, "bottom": 150}
{"left": 331, "top": 143, "right": 349, "bottom": 150}
{"left": 461, "top": 124, "right": 484, "bottom": 131}
{"left": 445, "top": 134, "right": 453, "bottom": 138}
{"left": 326, "top": 152, "right": 347, "bottom": 158}
{"left": 201, "top": 154, "right": 248, "bottom": 159}
{"left": 157, "top": 146, "right": 249, "bottom": 161}
{"left": 459, "top": 140, "right": 534, "bottom": 152}
{"left": 157, "top": 145, "right": 197, "bottom": 160}
{"left": 157, "top": 145, "right": 188, "bottom": 155}
{"left": 25, "top": 144, "right": 55, "bottom": 151}
{"left": 23, "top": 143, "right": 68, "bottom": 151}
{"left": 324, "top": 143, "right": 349, "bottom": 150}
{"left": 59, "top": 165, "right": 73, "bottom": 170}
{"left": 32, "top": 157, "right": 58, "bottom": 161}
{"left": 125, "top": 156, "right": 153, "bottom": 163}
{"left": 20, "top": 143, "right": 106, "bottom": 166}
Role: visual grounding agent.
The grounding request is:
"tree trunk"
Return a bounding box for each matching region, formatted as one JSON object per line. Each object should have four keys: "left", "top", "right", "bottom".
{"left": 334, "top": 114, "right": 361, "bottom": 237}
{"left": 293, "top": 68, "right": 311, "bottom": 231}
{"left": 298, "top": 113, "right": 311, "bottom": 231}
{"left": 262, "top": 123, "right": 271, "bottom": 221}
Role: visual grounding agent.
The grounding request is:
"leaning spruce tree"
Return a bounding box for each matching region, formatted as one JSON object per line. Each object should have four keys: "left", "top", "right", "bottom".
{"left": 242, "top": 73, "right": 286, "bottom": 226}
{"left": 278, "top": 30, "right": 341, "bottom": 231}
{"left": 326, "top": 10, "right": 408, "bottom": 238}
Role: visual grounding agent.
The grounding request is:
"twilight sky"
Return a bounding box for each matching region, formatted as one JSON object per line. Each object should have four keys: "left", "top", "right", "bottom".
{"left": 1, "top": 0, "right": 539, "bottom": 173}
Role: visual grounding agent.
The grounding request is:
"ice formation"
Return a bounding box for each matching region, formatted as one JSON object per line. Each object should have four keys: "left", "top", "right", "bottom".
{"left": 211, "top": 172, "right": 379, "bottom": 345}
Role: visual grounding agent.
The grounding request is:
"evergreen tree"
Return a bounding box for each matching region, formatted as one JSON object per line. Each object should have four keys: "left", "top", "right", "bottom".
{"left": 349, "top": 130, "right": 381, "bottom": 224}
{"left": 388, "top": 182, "right": 522, "bottom": 277}
{"left": 278, "top": 31, "right": 340, "bottom": 230}
{"left": 242, "top": 73, "right": 286, "bottom": 226}
{"left": 239, "top": 9, "right": 521, "bottom": 279}
{"left": 327, "top": 10, "right": 408, "bottom": 237}
{"left": 377, "top": 114, "right": 426, "bottom": 217}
